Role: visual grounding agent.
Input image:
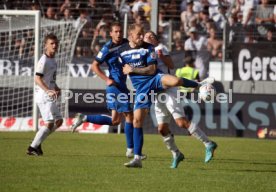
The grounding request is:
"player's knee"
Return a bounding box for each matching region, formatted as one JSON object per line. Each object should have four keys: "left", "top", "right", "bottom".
{"left": 158, "top": 127, "right": 167, "bottom": 136}
{"left": 171, "top": 79, "right": 182, "bottom": 87}
{"left": 175, "top": 78, "right": 182, "bottom": 86}
{"left": 111, "top": 119, "right": 120, "bottom": 126}
{"left": 46, "top": 121, "right": 55, "bottom": 130}
{"left": 157, "top": 126, "right": 163, "bottom": 134}
{"left": 55, "top": 119, "right": 63, "bottom": 128}
{"left": 124, "top": 113, "right": 133, "bottom": 123}
{"left": 133, "top": 118, "right": 142, "bottom": 128}
{"left": 158, "top": 124, "right": 170, "bottom": 136}
{"left": 176, "top": 118, "right": 190, "bottom": 129}
{"left": 111, "top": 115, "right": 122, "bottom": 126}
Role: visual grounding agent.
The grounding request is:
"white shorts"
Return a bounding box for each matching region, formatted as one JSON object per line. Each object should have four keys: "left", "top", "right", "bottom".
{"left": 37, "top": 101, "right": 62, "bottom": 123}
{"left": 154, "top": 87, "right": 185, "bottom": 124}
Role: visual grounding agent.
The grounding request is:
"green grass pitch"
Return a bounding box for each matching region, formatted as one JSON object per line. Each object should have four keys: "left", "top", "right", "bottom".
{"left": 0, "top": 132, "right": 275, "bottom": 192}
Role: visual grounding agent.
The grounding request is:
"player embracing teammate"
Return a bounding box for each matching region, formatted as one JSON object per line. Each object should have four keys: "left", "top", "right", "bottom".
{"left": 119, "top": 24, "right": 217, "bottom": 168}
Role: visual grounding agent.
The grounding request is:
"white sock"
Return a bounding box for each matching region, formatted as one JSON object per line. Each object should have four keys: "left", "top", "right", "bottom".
{"left": 163, "top": 134, "right": 180, "bottom": 158}
{"left": 83, "top": 115, "right": 87, "bottom": 122}
{"left": 134, "top": 155, "right": 141, "bottom": 160}
{"left": 127, "top": 148, "right": 133, "bottom": 153}
{"left": 188, "top": 122, "right": 211, "bottom": 147}
{"left": 30, "top": 126, "right": 51, "bottom": 148}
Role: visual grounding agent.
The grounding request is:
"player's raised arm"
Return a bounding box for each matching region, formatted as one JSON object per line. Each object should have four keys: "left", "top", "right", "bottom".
{"left": 144, "top": 31, "right": 174, "bottom": 70}
{"left": 158, "top": 52, "right": 174, "bottom": 70}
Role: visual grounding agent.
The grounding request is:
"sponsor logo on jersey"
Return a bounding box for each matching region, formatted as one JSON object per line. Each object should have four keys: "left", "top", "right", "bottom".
{"left": 131, "top": 62, "right": 142, "bottom": 67}
{"left": 131, "top": 54, "right": 140, "bottom": 59}
{"left": 121, "top": 48, "right": 149, "bottom": 57}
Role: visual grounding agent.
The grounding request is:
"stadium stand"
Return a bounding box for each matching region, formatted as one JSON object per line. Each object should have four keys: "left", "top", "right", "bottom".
{"left": 1, "top": 0, "right": 276, "bottom": 80}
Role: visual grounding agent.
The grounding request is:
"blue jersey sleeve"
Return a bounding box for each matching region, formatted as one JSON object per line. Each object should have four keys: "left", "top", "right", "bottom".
{"left": 95, "top": 45, "right": 109, "bottom": 64}
{"left": 147, "top": 45, "right": 157, "bottom": 66}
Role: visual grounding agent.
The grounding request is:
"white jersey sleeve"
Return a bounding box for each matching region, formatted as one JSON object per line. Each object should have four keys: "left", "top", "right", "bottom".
{"left": 155, "top": 44, "right": 169, "bottom": 56}
{"left": 184, "top": 38, "right": 193, "bottom": 50}
{"left": 155, "top": 43, "right": 171, "bottom": 74}
{"left": 36, "top": 55, "right": 47, "bottom": 75}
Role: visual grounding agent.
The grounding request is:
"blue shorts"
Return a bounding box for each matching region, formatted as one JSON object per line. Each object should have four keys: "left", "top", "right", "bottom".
{"left": 106, "top": 85, "right": 133, "bottom": 113}
{"left": 134, "top": 73, "right": 164, "bottom": 110}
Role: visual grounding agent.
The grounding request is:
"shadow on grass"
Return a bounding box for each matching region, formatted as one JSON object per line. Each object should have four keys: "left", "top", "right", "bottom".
{"left": 197, "top": 158, "right": 276, "bottom": 173}
{"left": 215, "top": 158, "right": 276, "bottom": 166}
{"left": 199, "top": 167, "right": 276, "bottom": 173}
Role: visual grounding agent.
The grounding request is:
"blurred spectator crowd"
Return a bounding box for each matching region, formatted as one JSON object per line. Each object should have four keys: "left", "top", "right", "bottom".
{"left": 1, "top": 0, "right": 276, "bottom": 62}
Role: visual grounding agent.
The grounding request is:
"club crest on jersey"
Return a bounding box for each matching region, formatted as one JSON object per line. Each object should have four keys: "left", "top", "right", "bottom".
{"left": 139, "top": 49, "right": 147, "bottom": 55}
{"left": 150, "top": 52, "right": 157, "bottom": 59}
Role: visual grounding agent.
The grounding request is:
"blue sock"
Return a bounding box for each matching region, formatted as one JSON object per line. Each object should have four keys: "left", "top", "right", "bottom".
{"left": 181, "top": 78, "right": 199, "bottom": 88}
{"left": 133, "top": 127, "right": 143, "bottom": 156}
{"left": 125, "top": 122, "right": 134, "bottom": 149}
{"left": 86, "top": 115, "right": 112, "bottom": 125}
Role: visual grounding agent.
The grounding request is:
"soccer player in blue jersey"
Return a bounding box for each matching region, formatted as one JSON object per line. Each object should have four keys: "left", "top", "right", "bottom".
{"left": 120, "top": 24, "right": 214, "bottom": 168}
{"left": 71, "top": 22, "right": 143, "bottom": 159}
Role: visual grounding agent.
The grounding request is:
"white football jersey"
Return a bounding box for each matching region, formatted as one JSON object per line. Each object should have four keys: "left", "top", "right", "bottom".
{"left": 35, "top": 54, "right": 57, "bottom": 102}
{"left": 241, "top": 0, "right": 255, "bottom": 25}
{"left": 155, "top": 43, "right": 170, "bottom": 74}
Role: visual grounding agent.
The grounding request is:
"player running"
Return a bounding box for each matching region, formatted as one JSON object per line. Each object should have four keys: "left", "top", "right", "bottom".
{"left": 70, "top": 22, "right": 145, "bottom": 159}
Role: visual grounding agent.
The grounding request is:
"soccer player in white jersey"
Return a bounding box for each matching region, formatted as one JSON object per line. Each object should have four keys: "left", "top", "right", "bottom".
{"left": 26, "top": 34, "right": 63, "bottom": 156}
{"left": 144, "top": 31, "right": 217, "bottom": 168}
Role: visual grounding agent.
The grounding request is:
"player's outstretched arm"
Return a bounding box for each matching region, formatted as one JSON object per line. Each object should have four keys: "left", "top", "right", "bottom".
{"left": 123, "top": 64, "right": 157, "bottom": 75}
{"left": 159, "top": 52, "right": 174, "bottom": 70}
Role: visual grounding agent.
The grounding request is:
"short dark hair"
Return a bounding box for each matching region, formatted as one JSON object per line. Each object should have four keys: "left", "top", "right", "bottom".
{"left": 184, "top": 56, "right": 195, "bottom": 65}
{"left": 145, "top": 31, "right": 158, "bottom": 41}
{"left": 44, "top": 33, "right": 58, "bottom": 44}
{"left": 110, "top": 22, "right": 122, "bottom": 31}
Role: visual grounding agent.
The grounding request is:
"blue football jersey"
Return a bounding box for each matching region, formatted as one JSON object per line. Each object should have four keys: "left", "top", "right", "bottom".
{"left": 95, "top": 38, "right": 129, "bottom": 89}
{"left": 118, "top": 42, "right": 158, "bottom": 88}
